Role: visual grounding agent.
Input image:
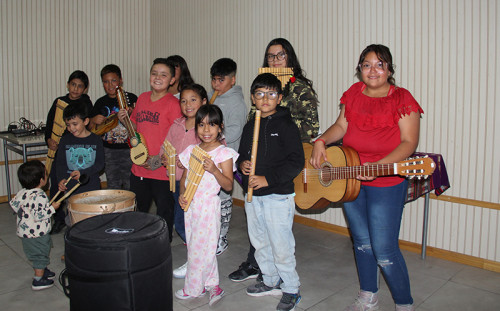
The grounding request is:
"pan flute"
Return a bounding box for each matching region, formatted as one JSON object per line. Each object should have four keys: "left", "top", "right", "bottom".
{"left": 45, "top": 99, "right": 68, "bottom": 174}
{"left": 183, "top": 145, "right": 211, "bottom": 211}
{"left": 163, "top": 140, "right": 176, "bottom": 192}
{"left": 258, "top": 67, "right": 294, "bottom": 89}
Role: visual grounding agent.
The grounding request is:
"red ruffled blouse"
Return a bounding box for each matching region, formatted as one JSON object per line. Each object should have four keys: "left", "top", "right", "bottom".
{"left": 341, "top": 82, "right": 424, "bottom": 187}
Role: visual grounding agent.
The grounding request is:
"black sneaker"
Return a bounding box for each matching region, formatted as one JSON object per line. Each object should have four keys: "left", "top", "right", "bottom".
{"left": 43, "top": 268, "right": 56, "bottom": 279}
{"left": 277, "top": 292, "right": 301, "bottom": 311}
{"left": 32, "top": 277, "right": 54, "bottom": 291}
{"left": 246, "top": 280, "right": 282, "bottom": 297}
{"left": 256, "top": 272, "right": 263, "bottom": 283}
{"left": 228, "top": 261, "right": 260, "bottom": 282}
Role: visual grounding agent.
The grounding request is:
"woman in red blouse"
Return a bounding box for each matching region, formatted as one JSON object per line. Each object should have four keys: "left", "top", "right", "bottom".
{"left": 311, "top": 45, "right": 423, "bottom": 311}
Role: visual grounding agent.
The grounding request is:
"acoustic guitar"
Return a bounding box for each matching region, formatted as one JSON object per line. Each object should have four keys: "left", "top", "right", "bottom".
{"left": 294, "top": 143, "right": 436, "bottom": 210}
{"left": 90, "top": 114, "right": 118, "bottom": 136}
{"left": 116, "top": 86, "right": 149, "bottom": 165}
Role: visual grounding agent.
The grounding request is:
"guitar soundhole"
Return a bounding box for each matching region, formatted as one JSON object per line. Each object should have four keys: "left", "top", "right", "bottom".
{"left": 319, "top": 162, "right": 333, "bottom": 187}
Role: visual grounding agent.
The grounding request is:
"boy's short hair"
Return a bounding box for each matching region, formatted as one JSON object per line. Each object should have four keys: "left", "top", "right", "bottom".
{"left": 63, "top": 104, "right": 88, "bottom": 121}
{"left": 210, "top": 58, "right": 237, "bottom": 77}
{"left": 250, "top": 73, "right": 283, "bottom": 95}
{"left": 151, "top": 58, "right": 175, "bottom": 77}
{"left": 68, "top": 70, "right": 89, "bottom": 89}
{"left": 18, "top": 160, "right": 46, "bottom": 189}
{"left": 100, "top": 64, "right": 122, "bottom": 79}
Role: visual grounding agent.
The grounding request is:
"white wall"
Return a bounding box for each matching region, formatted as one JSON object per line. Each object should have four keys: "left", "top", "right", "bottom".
{"left": 0, "top": 0, "right": 151, "bottom": 195}
{"left": 150, "top": 0, "right": 500, "bottom": 261}
{"left": 1, "top": 0, "right": 499, "bottom": 261}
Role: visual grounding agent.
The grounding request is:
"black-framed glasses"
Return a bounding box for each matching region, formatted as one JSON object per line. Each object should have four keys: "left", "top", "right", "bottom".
{"left": 253, "top": 91, "right": 279, "bottom": 100}
{"left": 266, "top": 51, "right": 287, "bottom": 62}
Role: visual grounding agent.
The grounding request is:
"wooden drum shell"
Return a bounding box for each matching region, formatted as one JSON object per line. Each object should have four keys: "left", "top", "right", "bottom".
{"left": 67, "top": 190, "right": 136, "bottom": 225}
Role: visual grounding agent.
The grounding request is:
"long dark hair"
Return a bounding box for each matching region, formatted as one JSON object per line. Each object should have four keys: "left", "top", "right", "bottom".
{"left": 166, "top": 55, "right": 195, "bottom": 92}
{"left": 356, "top": 44, "right": 396, "bottom": 85}
{"left": 262, "top": 38, "right": 316, "bottom": 96}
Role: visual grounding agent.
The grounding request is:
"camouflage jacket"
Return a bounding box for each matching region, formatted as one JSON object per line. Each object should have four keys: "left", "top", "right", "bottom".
{"left": 249, "top": 78, "right": 320, "bottom": 142}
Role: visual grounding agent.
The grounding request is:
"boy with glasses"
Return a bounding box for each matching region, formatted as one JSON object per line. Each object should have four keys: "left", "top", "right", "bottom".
{"left": 237, "top": 73, "right": 304, "bottom": 311}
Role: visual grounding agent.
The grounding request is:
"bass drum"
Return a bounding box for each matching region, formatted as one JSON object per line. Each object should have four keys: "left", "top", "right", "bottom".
{"left": 64, "top": 212, "right": 172, "bottom": 311}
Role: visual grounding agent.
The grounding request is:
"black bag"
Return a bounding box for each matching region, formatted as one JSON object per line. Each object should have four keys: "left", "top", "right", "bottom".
{"left": 62, "top": 212, "right": 172, "bottom": 311}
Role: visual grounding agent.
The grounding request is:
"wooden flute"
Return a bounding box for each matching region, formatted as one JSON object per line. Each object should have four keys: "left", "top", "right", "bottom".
{"left": 247, "top": 110, "right": 261, "bottom": 202}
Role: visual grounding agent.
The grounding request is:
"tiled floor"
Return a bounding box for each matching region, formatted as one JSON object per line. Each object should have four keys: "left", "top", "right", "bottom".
{"left": 1, "top": 202, "right": 499, "bottom": 311}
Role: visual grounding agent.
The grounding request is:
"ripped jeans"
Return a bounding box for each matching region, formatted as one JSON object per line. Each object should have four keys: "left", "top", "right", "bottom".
{"left": 343, "top": 180, "right": 413, "bottom": 305}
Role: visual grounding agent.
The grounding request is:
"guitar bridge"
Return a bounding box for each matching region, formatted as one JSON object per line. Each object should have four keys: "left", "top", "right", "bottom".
{"left": 302, "top": 168, "right": 307, "bottom": 193}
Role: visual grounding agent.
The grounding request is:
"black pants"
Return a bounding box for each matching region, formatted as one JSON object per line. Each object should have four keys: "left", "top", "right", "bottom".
{"left": 130, "top": 174, "right": 174, "bottom": 241}
{"left": 247, "top": 241, "right": 258, "bottom": 267}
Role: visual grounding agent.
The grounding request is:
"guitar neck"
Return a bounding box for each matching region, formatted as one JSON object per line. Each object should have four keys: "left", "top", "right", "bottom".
{"left": 116, "top": 86, "right": 137, "bottom": 138}
{"left": 330, "top": 163, "right": 397, "bottom": 179}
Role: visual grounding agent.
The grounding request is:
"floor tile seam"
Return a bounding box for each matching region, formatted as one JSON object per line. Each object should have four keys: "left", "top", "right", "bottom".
{"left": 0, "top": 242, "right": 30, "bottom": 268}
{"left": 0, "top": 283, "right": 32, "bottom": 296}
{"left": 448, "top": 279, "right": 500, "bottom": 295}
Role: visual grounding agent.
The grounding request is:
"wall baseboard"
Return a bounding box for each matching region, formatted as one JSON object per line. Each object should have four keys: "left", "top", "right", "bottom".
{"left": 233, "top": 198, "right": 500, "bottom": 273}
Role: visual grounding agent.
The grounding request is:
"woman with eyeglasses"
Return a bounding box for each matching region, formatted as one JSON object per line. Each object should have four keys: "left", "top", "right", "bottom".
{"left": 311, "top": 44, "right": 423, "bottom": 311}
{"left": 248, "top": 38, "right": 320, "bottom": 142}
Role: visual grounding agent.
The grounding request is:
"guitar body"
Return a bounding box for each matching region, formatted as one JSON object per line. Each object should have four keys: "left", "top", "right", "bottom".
{"left": 129, "top": 132, "right": 149, "bottom": 165}
{"left": 294, "top": 143, "right": 361, "bottom": 210}
{"left": 90, "top": 114, "right": 118, "bottom": 136}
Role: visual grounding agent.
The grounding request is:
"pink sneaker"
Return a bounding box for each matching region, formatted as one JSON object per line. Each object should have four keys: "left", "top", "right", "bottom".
{"left": 174, "top": 288, "right": 206, "bottom": 300}
{"left": 209, "top": 285, "right": 224, "bottom": 306}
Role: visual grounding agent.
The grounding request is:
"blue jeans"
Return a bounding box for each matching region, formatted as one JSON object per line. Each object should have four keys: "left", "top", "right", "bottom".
{"left": 245, "top": 193, "right": 300, "bottom": 294}
{"left": 343, "top": 180, "right": 413, "bottom": 305}
{"left": 172, "top": 180, "right": 186, "bottom": 242}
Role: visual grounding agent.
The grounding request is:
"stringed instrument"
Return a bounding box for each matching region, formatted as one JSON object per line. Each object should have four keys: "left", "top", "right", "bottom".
{"left": 90, "top": 113, "right": 118, "bottom": 136}
{"left": 116, "top": 86, "right": 149, "bottom": 165}
{"left": 294, "top": 143, "right": 436, "bottom": 210}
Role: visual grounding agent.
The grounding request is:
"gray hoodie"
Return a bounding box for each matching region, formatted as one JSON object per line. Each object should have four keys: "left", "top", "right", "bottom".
{"left": 209, "top": 85, "right": 247, "bottom": 151}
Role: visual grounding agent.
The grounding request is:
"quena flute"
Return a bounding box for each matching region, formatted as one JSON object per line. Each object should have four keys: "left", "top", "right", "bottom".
{"left": 247, "top": 110, "right": 261, "bottom": 202}
{"left": 209, "top": 91, "right": 218, "bottom": 105}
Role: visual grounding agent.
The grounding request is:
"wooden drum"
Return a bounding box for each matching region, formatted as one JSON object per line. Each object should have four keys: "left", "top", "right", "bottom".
{"left": 67, "top": 190, "right": 136, "bottom": 225}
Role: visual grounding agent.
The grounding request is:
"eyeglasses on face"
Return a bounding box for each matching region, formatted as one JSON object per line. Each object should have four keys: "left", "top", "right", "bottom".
{"left": 359, "top": 61, "right": 387, "bottom": 73}
{"left": 266, "top": 51, "right": 287, "bottom": 62}
{"left": 253, "top": 91, "right": 279, "bottom": 100}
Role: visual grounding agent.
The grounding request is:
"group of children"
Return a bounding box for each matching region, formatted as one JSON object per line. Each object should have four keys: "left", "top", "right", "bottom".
{"left": 12, "top": 38, "right": 321, "bottom": 311}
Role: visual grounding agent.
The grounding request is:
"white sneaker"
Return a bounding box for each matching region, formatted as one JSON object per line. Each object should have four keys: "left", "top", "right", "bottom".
{"left": 173, "top": 261, "right": 188, "bottom": 279}
{"left": 344, "top": 290, "right": 379, "bottom": 311}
